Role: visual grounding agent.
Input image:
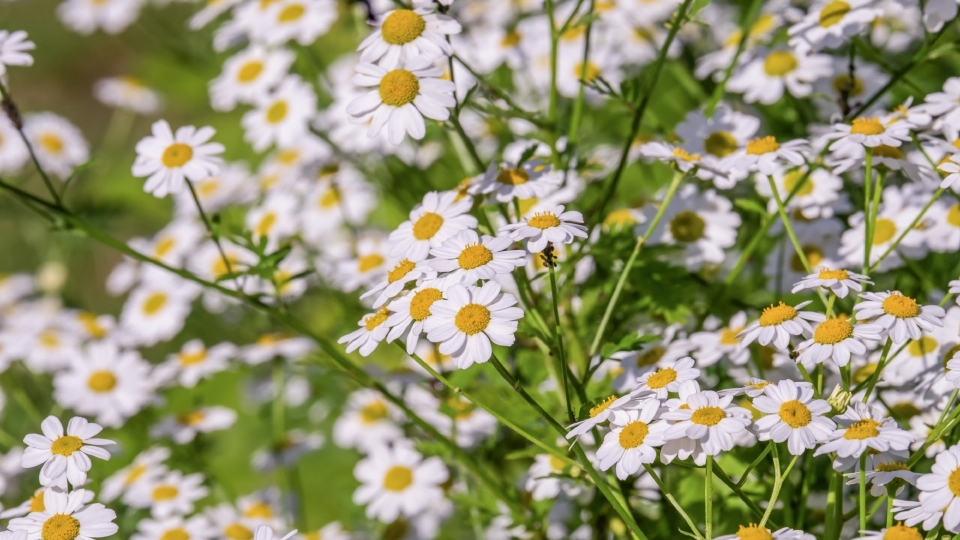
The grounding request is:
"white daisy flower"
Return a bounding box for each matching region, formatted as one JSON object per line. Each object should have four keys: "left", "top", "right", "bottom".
{"left": 132, "top": 120, "right": 224, "bottom": 198}
{"left": 209, "top": 46, "right": 295, "bottom": 112}
{"left": 637, "top": 141, "right": 706, "bottom": 174}
{"left": 385, "top": 281, "right": 449, "bottom": 354}
{"left": 252, "top": 430, "right": 325, "bottom": 472}
{"left": 936, "top": 154, "right": 960, "bottom": 191}
{"left": 56, "top": 0, "right": 143, "bottom": 35}
{"left": 565, "top": 392, "right": 650, "bottom": 443}
{"left": 188, "top": 0, "right": 242, "bottom": 29}
{"left": 241, "top": 75, "right": 316, "bottom": 152}
{"left": 8, "top": 488, "right": 118, "bottom": 540}
{"left": 21, "top": 416, "right": 114, "bottom": 490}
{"left": 428, "top": 229, "right": 526, "bottom": 285}
{"left": 795, "top": 317, "right": 884, "bottom": 367}
{"left": 500, "top": 205, "right": 588, "bottom": 253}
{"left": 729, "top": 136, "right": 808, "bottom": 175}
{"left": 99, "top": 447, "right": 170, "bottom": 504}
{"left": 631, "top": 356, "right": 700, "bottom": 399}
{"left": 727, "top": 48, "right": 833, "bottom": 104}
{"left": 756, "top": 165, "right": 847, "bottom": 220}
{"left": 155, "top": 339, "right": 236, "bottom": 389}
{"left": 893, "top": 499, "right": 943, "bottom": 531}
{"left": 662, "top": 390, "right": 752, "bottom": 457}
{"left": 0, "top": 30, "right": 35, "bottom": 74}
{"left": 241, "top": 333, "right": 313, "bottom": 365}
{"left": 914, "top": 443, "right": 960, "bottom": 532}
{"left": 690, "top": 312, "right": 751, "bottom": 366}
{"left": 132, "top": 515, "right": 217, "bottom": 540}
{"left": 846, "top": 460, "right": 920, "bottom": 497}
{"left": 93, "top": 76, "right": 161, "bottom": 114}
{"left": 360, "top": 259, "right": 435, "bottom": 309}
{"left": 249, "top": 0, "right": 337, "bottom": 47}
{"left": 338, "top": 307, "right": 392, "bottom": 357}
{"left": 353, "top": 440, "right": 449, "bottom": 523}
{"left": 472, "top": 160, "right": 564, "bottom": 203}
{"left": 815, "top": 402, "right": 914, "bottom": 461}
{"left": 119, "top": 277, "right": 199, "bottom": 347}
{"left": 0, "top": 113, "right": 29, "bottom": 174}
{"left": 820, "top": 116, "right": 912, "bottom": 153}
{"left": 333, "top": 389, "right": 404, "bottom": 451}
{"left": 853, "top": 291, "right": 946, "bottom": 345}
{"left": 358, "top": 7, "right": 461, "bottom": 69}
{"left": 752, "top": 379, "right": 836, "bottom": 455}
{"left": 23, "top": 113, "right": 89, "bottom": 180}
{"left": 246, "top": 191, "right": 300, "bottom": 250}
{"left": 525, "top": 451, "right": 588, "bottom": 501}
{"left": 127, "top": 471, "right": 208, "bottom": 518}
{"left": 203, "top": 504, "right": 258, "bottom": 540}
{"left": 294, "top": 523, "right": 349, "bottom": 540}
{"left": 347, "top": 58, "right": 455, "bottom": 145}
{"left": 738, "top": 301, "right": 824, "bottom": 350}
{"left": 717, "top": 525, "right": 815, "bottom": 540}
{"left": 150, "top": 407, "right": 237, "bottom": 444}
{"left": 788, "top": 0, "right": 883, "bottom": 53}
{"left": 856, "top": 524, "right": 925, "bottom": 540}
{"left": 423, "top": 281, "right": 523, "bottom": 369}
{"left": 596, "top": 400, "right": 667, "bottom": 480}
{"left": 254, "top": 526, "right": 297, "bottom": 540}
{"left": 332, "top": 233, "right": 392, "bottom": 293}
{"left": 791, "top": 268, "right": 872, "bottom": 298}
{"left": 404, "top": 386, "right": 496, "bottom": 448}
{"left": 388, "top": 190, "right": 478, "bottom": 262}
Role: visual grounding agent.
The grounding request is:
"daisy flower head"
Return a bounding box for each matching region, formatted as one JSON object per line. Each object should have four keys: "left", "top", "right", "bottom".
{"left": 358, "top": 7, "right": 461, "bottom": 69}
{"left": 727, "top": 48, "right": 833, "bottom": 105}
{"left": 209, "top": 46, "right": 296, "bottom": 112}
{"left": 853, "top": 291, "right": 946, "bottom": 345}
{"left": 119, "top": 275, "right": 199, "bottom": 347}
{"left": 632, "top": 356, "right": 701, "bottom": 399}
{"left": 131, "top": 515, "right": 218, "bottom": 540}
{"left": 847, "top": 460, "right": 921, "bottom": 497}
{"left": 133, "top": 120, "right": 224, "bottom": 198}
{"left": 738, "top": 300, "right": 824, "bottom": 350}
{"left": 93, "top": 76, "right": 162, "bottom": 115}
{"left": 423, "top": 281, "right": 523, "bottom": 369}
{"left": 352, "top": 440, "right": 449, "bottom": 523}
{"left": 690, "top": 312, "right": 752, "bottom": 366}
{"left": 857, "top": 524, "right": 924, "bottom": 540}
{"left": 500, "top": 205, "right": 588, "bottom": 253}
{"left": 385, "top": 281, "right": 449, "bottom": 354}
{"left": 128, "top": 470, "right": 209, "bottom": 518}
{"left": 638, "top": 141, "right": 704, "bottom": 174}
{"left": 792, "top": 267, "right": 872, "bottom": 298}
{"left": 56, "top": 0, "right": 142, "bottom": 35}
{"left": 730, "top": 136, "right": 809, "bottom": 175}
{"left": 333, "top": 389, "right": 404, "bottom": 451}
{"left": 428, "top": 229, "right": 526, "bottom": 285}
{"left": 795, "top": 316, "right": 884, "bottom": 367}
{"left": 249, "top": 0, "right": 337, "bottom": 46}
{"left": 821, "top": 115, "right": 912, "bottom": 153}
{"left": 99, "top": 447, "right": 170, "bottom": 504}
{"left": 7, "top": 488, "right": 118, "bottom": 540}
{"left": 913, "top": 443, "right": 960, "bottom": 532}
{"left": 0, "top": 30, "right": 35, "bottom": 74}
{"left": 0, "top": 113, "right": 29, "bottom": 175}
{"left": 22, "top": 416, "right": 114, "bottom": 490}
{"left": 347, "top": 58, "right": 455, "bottom": 144}
{"left": 360, "top": 259, "right": 436, "bottom": 309}
{"left": 788, "top": 0, "right": 884, "bottom": 53}
{"left": 241, "top": 75, "right": 316, "bottom": 152}
{"left": 156, "top": 339, "right": 236, "bottom": 389}
{"left": 893, "top": 499, "right": 943, "bottom": 532}
{"left": 596, "top": 400, "right": 667, "bottom": 480}
{"left": 254, "top": 525, "right": 297, "bottom": 540}
{"left": 388, "top": 190, "right": 478, "bottom": 262}
{"left": 716, "top": 525, "right": 815, "bottom": 540}
{"left": 23, "top": 113, "right": 89, "bottom": 180}
{"left": 752, "top": 379, "right": 836, "bottom": 455}
{"left": 662, "top": 390, "right": 752, "bottom": 457}
{"left": 338, "top": 306, "right": 392, "bottom": 357}
{"left": 150, "top": 407, "right": 237, "bottom": 444}
{"left": 937, "top": 154, "right": 960, "bottom": 191}
{"left": 815, "top": 402, "right": 914, "bottom": 461}
{"left": 472, "top": 159, "right": 563, "bottom": 203}
{"left": 565, "top": 392, "right": 649, "bottom": 443}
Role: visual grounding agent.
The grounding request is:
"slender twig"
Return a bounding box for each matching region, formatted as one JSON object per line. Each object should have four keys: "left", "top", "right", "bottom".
{"left": 0, "top": 79, "right": 63, "bottom": 206}
{"left": 643, "top": 464, "right": 705, "bottom": 540}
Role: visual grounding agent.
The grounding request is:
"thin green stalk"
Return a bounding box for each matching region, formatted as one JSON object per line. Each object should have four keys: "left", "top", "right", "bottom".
{"left": 704, "top": 0, "right": 763, "bottom": 116}
{"left": 737, "top": 444, "right": 772, "bottom": 488}
{"left": 711, "top": 461, "right": 776, "bottom": 527}
{"left": 643, "top": 464, "right": 705, "bottom": 540}
{"left": 186, "top": 178, "right": 236, "bottom": 286}
{"left": 705, "top": 456, "right": 714, "bottom": 539}
{"left": 861, "top": 338, "right": 893, "bottom": 403}
{"left": 272, "top": 359, "right": 285, "bottom": 440}
{"left": 548, "top": 262, "right": 575, "bottom": 423}
{"left": 545, "top": 0, "right": 561, "bottom": 167}
{"left": 862, "top": 147, "right": 875, "bottom": 274}
{"left": 566, "top": 0, "right": 595, "bottom": 155}
{"left": 448, "top": 114, "right": 484, "bottom": 173}
{"left": 0, "top": 79, "right": 63, "bottom": 206}
{"left": 870, "top": 187, "right": 945, "bottom": 272}
{"left": 859, "top": 454, "right": 867, "bottom": 532}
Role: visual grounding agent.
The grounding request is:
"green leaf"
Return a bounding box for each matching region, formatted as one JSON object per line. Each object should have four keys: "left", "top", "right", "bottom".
{"left": 734, "top": 198, "right": 769, "bottom": 215}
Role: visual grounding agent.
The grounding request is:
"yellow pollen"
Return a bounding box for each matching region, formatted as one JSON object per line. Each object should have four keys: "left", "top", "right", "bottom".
{"left": 843, "top": 419, "right": 882, "bottom": 440}
{"left": 759, "top": 302, "right": 797, "bottom": 326}
{"left": 791, "top": 245, "right": 822, "bottom": 272}
{"left": 383, "top": 465, "right": 413, "bottom": 492}
{"left": 891, "top": 402, "right": 922, "bottom": 419}
{"left": 637, "top": 346, "right": 664, "bottom": 367}
{"left": 457, "top": 243, "right": 494, "bottom": 269}
{"left": 763, "top": 51, "right": 798, "bottom": 76}
{"left": 950, "top": 468, "right": 960, "bottom": 497}
{"left": 256, "top": 212, "right": 277, "bottom": 237}
{"left": 161, "top": 143, "right": 193, "bottom": 168}
{"left": 364, "top": 307, "right": 390, "bottom": 331}
{"left": 590, "top": 395, "right": 618, "bottom": 418}
{"left": 548, "top": 455, "right": 567, "bottom": 471}
{"left": 277, "top": 3, "right": 305, "bottom": 22}
{"left": 51, "top": 436, "right": 83, "bottom": 456}
{"left": 177, "top": 411, "right": 205, "bottom": 425}
{"left": 883, "top": 523, "right": 922, "bottom": 540}
{"left": 876, "top": 461, "right": 909, "bottom": 472}
{"left": 78, "top": 313, "right": 107, "bottom": 339}
{"left": 882, "top": 293, "right": 920, "bottom": 318}
{"left": 237, "top": 60, "right": 263, "bottom": 83}
{"left": 720, "top": 326, "right": 743, "bottom": 345}
{"left": 142, "top": 292, "right": 168, "bottom": 315}
{"left": 40, "top": 331, "right": 60, "bottom": 348}
{"left": 778, "top": 400, "right": 812, "bottom": 428}
{"left": 872, "top": 218, "right": 897, "bottom": 245}
{"left": 819, "top": 0, "right": 851, "bottom": 27}
{"left": 361, "top": 401, "right": 388, "bottom": 424}
{"left": 735, "top": 524, "right": 773, "bottom": 540}
{"left": 947, "top": 204, "right": 960, "bottom": 227}
{"left": 454, "top": 303, "right": 491, "bottom": 335}
{"left": 125, "top": 464, "right": 147, "bottom": 484}
{"left": 319, "top": 187, "right": 340, "bottom": 208}
{"left": 783, "top": 169, "right": 814, "bottom": 197}
{"left": 670, "top": 210, "right": 705, "bottom": 243}
{"left": 266, "top": 101, "right": 288, "bottom": 124}
{"left": 244, "top": 502, "right": 273, "bottom": 518}
{"left": 41, "top": 514, "right": 80, "bottom": 540}
{"left": 381, "top": 9, "right": 426, "bottom": 45}
{"left": 87, "top": 371, "right": 117, "bottom": 393}
{"left": 833, "top": 74, "right": 864, "bottom": 97}
{"left": 691, "top": 406, "right": 726, "bottom": 426}
{"left": 850, "top": 117, "right": 885, "bottom": 135}
{"left": 152, "top": 485, "right": 179, "bottom": 501}
{"left": 908, "top": 336, "right": 937, "bottom": 357}
{"left": 529, "top": 212, "right": 561, "bottom": 230}
{"left": 618, "top": 421, "right": 650, "bottom": 449}
{"left": 704, "top": 131, "right": 739, "bottom": 157}
{"left": 646, "top": 367, "right": 677, "bottom": 389}
{"left": 154, "top": 237, "right": 175, "bottom": 258}
{"left": 409, "top": 288, "right": 443, "bottom": 321}
{"left": 672, "top": 147, "right": 700, "bottom": 162}
{"left": 160, "top": 528, "right": 190, "bottom": 540}
{"left": 747, "top": 136, "right": 780, "bottom": 155}
{"left": 224, "top": 524, "right": 253, "bottom": 540}
{"left": 604, "top": 208, "right": 637, "bottom": 228}
{"left": 813, "top": 318, "right": 853, "bottom": 344}
{"left": 40, "top": 134, "right": 64, "bottom": 154}
{"left": 179, "top": 349, "right": 207, "bottom": 366}
{"left": 873, "top": 144, "right": 905, "bottom": 159}
{"left": 501, "top": 29, "right": 521, "bottom": 47}
{"left": 749, "top": 380, "right": 771, "bottom": 390}
{"left": 496, "top": 168, "right": 529, "bottom": 185}
{"left": 379, "top": 70, "right": 420, "bottom": 107}
{"left": 574, "top": 61, "right": 601, "bottom": 82}
{"left": 818, "top": 268, "right": 849, "bottom": 280}
{"left": 358, "top": 253, "right": 385, "bottom": 273}
{"left": 387, "top": 259, "right": 416, "bottom": 283}
{"left": 30, "top": 491, "right": 45, "bottom": 512}
{"left": 853, "top": 362, "right": 877, "bottom": 385}
{"left": 412, "top": 212, "right": 444, "bottom": 240}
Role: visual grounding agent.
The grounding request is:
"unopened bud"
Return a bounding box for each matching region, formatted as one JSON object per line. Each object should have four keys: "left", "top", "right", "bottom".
{"left": 827, "top": 385, "right": 853, "bottom": 415}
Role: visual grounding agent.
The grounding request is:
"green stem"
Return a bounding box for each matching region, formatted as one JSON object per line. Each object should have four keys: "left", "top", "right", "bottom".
{"left": 862, "top": 147, "right": 875, "bottom": 274}
{"left": 704, "top": 0, "right": 763, "bottom": 116}
{"left": 185, "top": 179, "right": 236, "bottom": 286}
{"left": 870, "top": 187, "right": 944, "bottom": 272}
{"left": 643, "top": 464, "right": 705, "bottom": 540}
{"left": 548, "top": 262, "right": 575, "bottom": 423}
{"left": 0, "top": 79, "right": 63, "bottom": 206}
{"left": 705, "top": 456, "right": 714, "bottom": 539}
{"left": 861, "top": 338, "right": 893, "bottom": 403}
{"left": 737, "top": 444, "right": 772, "bottom": 488}
{"left": 566, "top": 0, "right": 595, "bottom": 156}
{"left": 859, "top": 454, "right": 867, "bottom": 532}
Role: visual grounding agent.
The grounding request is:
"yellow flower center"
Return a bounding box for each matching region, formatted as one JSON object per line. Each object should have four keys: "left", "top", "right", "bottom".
{"left": 759, "top": 302, "right": 797, "bottom": 327}
{"left": 890, "top": 402, "right": 922, "bottom": 419}
{"left": 670, "top": 210, "right": 705, "bottom": 243}
{"left": 819, "top": 0, "right": 851, "bottom": 27}
{"left": 30, "top": 491, "right": 45, "bottom": 512}
{"left": 361, "top": 401, "right": 388, "bottom": 424}
{"left": 224, "top": 524, "right": 253, "bottom": 540}
{"left": 646, "top": 367, "right": 677, "bottom": 389}
{"left": 87, "top": 371, "right": 117, "bottom": 393}
{"left": 778, "top": 400, "right": 812, "bottom": 428}
{"left": 763, "top": 51, "right": 798, "bottom": 77}
{"left": 850, "top": 117, "right": 885, "bottom": 135}
{"left": 833, "top": 74, "right": 864, "bottom": 96}
{"left": 237, "top": 60, "right": 263, "bottom": 83}
{"left": 387, "top": 259, "right": 416, "bottom": 283}
{"left": 383, "top": 465, "right": 413, "bottom": 492}
{"left": 40, "top": 134, "right": 64, "bottom": 154}
{"left": 177, "top": 411, "right": 205, "bottom": 425}
{"left": 882, "top": 293, "right": 920, "bottom": 318}
{"left": 319, "top": 187, "right": 340, "bottom": 208}
{"left": 872, "top": 218, "right": 897, "bottom": 245}
{"left": 381, "top": 9, "right": 426, "bottom": 45}
{"left": 873, "top": 144, "right": 905, "bottom": 159}
{"left": 818, "top": 268, "right": 849, "bottom": 280}
{"left": 501, "top": 30, "right": 521, "bottom": 47}
{"left": 548, "top": 455, "right": 567, "bottom": 471}
{"left": 41, "top": 514, "right": 80, "bottom": 540}
{"left": 604, "top": 208, "right": 637, "bottom": 228}
{"left": 152, "top": 485, "right": 179, "bottom": 501}
{"left": 853, "top": 362, "right": 877, "bottom": 385}
{"left": 783, "top": 169, "right": 814, "bottom": 197}
{"left": 409, "top": 288, "right": 443, "bottom": 321}
{"left": 618, "top": 421, "right": 650, "bottom": 449}
{"left": 574, "top": 61, "right": 601, "bottom": 82}
{"left": 672, "top": 147, "right": 700, "bottom": 162}
{"left": 703, "top": 131, "right": 739, "bottom": 157}
{"left": 266, "top": 101, "right": 288, "bottom": 124}
{"left": 529, "top": 212, "right": 561, "bottom": 230}
{"left": 379, "top": 70, "right": 420, "bottom": 107}
{"left": 457, "top": 243, "right": 494, "bottom": 269}
{"left": 876, "top": 461, "right": 909, "bottom": 472}
{"left": 947, "top": 204, "right": 960, "bottom": 227}
{"left": 883, "top": 524, "right": 922, "bottom": 540}
{"left": 735, "top": 524, "right": 773, "bottom": 540}
{"left": 637, "top": 346, "right": 664, "bottom": 367}
{"left": 51, "top": 436, "right": 83, "bottom": 456}
{"left": 908, "top": 336, "right": 937, "bottom": 357}
{"left": 244, "top": 502, "right": 273, "bottom": 518}
{"left": 791, "top": 245, "right": 822, "bottom": 272}
{"left": 161, "top": 529, "right": 190, "bottom": 540}
{"left": 125, "top": 464, "right": 147, "bottom": 484}
{"left": 950, "top": 468, "right": 960, "bottom": 497}
{"left": 162, "top": 143, "right": 193, "bottom": 168}
{"left": 691, "top": 406, "right": 726, "bottom": 426}
{"left": 358, "top": 253, "right": 385, "bottom": 273}
{"left": 590, "top": 395, "right": 618, "bottom": 418}
{"left": 179, "top": 349, "right": 207, "bottom": 366}
{"left": 154, "top": 237, "right": 176, "bottom": 258}
{"left": 256, "top": 212, "right": 277, "bottom": 237}
{"left": 749, "top": 380, "right": 771, "bottom": 390}
{"left": 277, "top": 3, "right": 305, "bottom": 22}
{"left": 412, "top": 212, "right": 444, "bottom": 240}
{"left": 496, "top": 168, "right": 529, "bottom": 185}
{"left": 843, "top": 419, "right": 882, "bottom": 440}
{"left": 720, "top": 326, "right": 743, "bottom": 345}
{"left": 142, "top": 292, "right": 168, "bottom": 315}
{"left": 746, "top": 136, "right": 780, "bottom": 155}
{"left": 364, "top": 307, "right": 390, "bottom": 331}
{"left": 813, "top": 318, "right": 853, "bottom": 344}
{"left": 454, "top": 303, "right": 491, "bottom": 335}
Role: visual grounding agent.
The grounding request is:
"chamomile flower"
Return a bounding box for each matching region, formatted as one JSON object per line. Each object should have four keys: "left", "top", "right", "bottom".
{"left": 638, "top": 141, "right": 705, "bottom": 174}
{"left": 333, "top": 389, "right": 404, "bottom": 451}
{"left": 473, "top": 160, "right": 564, "bottom": 203}
{"left": 241, "top": 75, "right": 316, "bottom": 151}
{"left": 847, "top": 460, "right": 921, "bottom": 496}
{"left": 500, "top": 205, "right": 588, "bottom": 253}
{"left": 56, "top": 0, "right": 143, "bottom": 35}
{"left": 428, "top": 229, "right": 526, "bottom": 285}
{"left": 22, "top": 416, "right": 114, "bottom": 490}
{"left": 23, "top": 113, "right": 89, "bottom": 180}
{"left": 0, "top": 114, "right": 29, "bottom": 174}
{"left": 856, "top": 524, "right": 925, "bottom": 540}
{"left": 662, "top": 390, "right": 752, "bottom": 457}
{"left": 7, "top": 488, "right": 118, "bottom": 540}
{"left": 914, "top": 443, "right": 960, "bottom": 532}
{"left": 254, "top": 526, "right": 297, "bottom": 540}
{"left": 250, "top": 0, "right": 337, "bottom": 47}
{"left": 596, "top": 400, "right": 667, "bottom": 480}
{"left": 815, "top": 402, "right": 914, "bottom": 460}
{"left": 423, "top": 281, "right": 523, "bottom": 369}
{"left": 728, "top": 48, "right": 832, "bottom": 105}
{"left": 358, "top": 7, "right": 461, "bottom": 69}
{"left": 389, "top": 190, "right": 478, "bottom": 262}
{"left": 133, "top": 120, "right": 224, "bottom": 198}
{"left": 119, "top": 278, "right": 198, "bottom": 347}
{"left": 209, "top": 46, "right": 295, "bottom": 111}
{"left": 360, "top": 259, "right": 435, "bottom": 309}
{"left": 566, "top": 393, "right": 649, "bottom": 443}
{"left": 632, "top": 357, "right": 700, "bottom": 399}
{"left": 129, "top": 471, "right": 209, "bottom": 518}
{"left": 294, "top": 523, "right": 349, "bottom": 540}
{"left": 752, "top": 380, "right": 835, "bottom": 455}
{"left": 730, "top": 136, "right": 808, "bottom": 175}
{"left": 252, "top": 430, "right": 324, "bottom": 472}
{"left": 339, "top": 307, "right": 392, "bottom": 357}
{"left": 100, "top": 447, "right": 170, "bottom": 504}
{"left": 0, "top": 30, "right": 34, "bottom": 74}
{"left": 853, "top": 291, "right": 946, "bottom": 344}
{"left": 788, "top": 0, "right": 883, "bottom": 53}
{"left": 795, "top": 317, "right": 884, "bottom": 367}
{"left": 738, "top": 301, "right": 824, "bottom": 349}
{"left": 385, "top": 282, "right": 448, "bottom": 354}
{"left": 821, "top": 116, "right": 912, "bottom": 153}
{"left": 792, "top": 268, "right": 872, "bottom": 298}
{"left": 353, "top": 440, "right": 449, "bottom": 523}
{"left": 132, "top": 515, "right": 217, "bottom": 540}
{"left": 155, "top": 339, "right": 236, "bottom": 389}
{"left": 936, "top": 154, "right": 960, "bottom": 191}
{"left": 246, "top": 191, "right": 300, "bottom": 250}
{"left": 347, "top": 58, "right": 456, "bottom": 144}
{"left": 151, "top": 407, "right": 237, "bottom": 444}
{"left": 893, "top": 499, "right": 944, "bottom": 531}
{"left": 93, "top": 77, "right": 161, "bottom": 114}
{"left": 690, "top": 312, "right": 751, "bottom": 366}
{"left": 717, "top": 526, "right": 815, "bottom": 540}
